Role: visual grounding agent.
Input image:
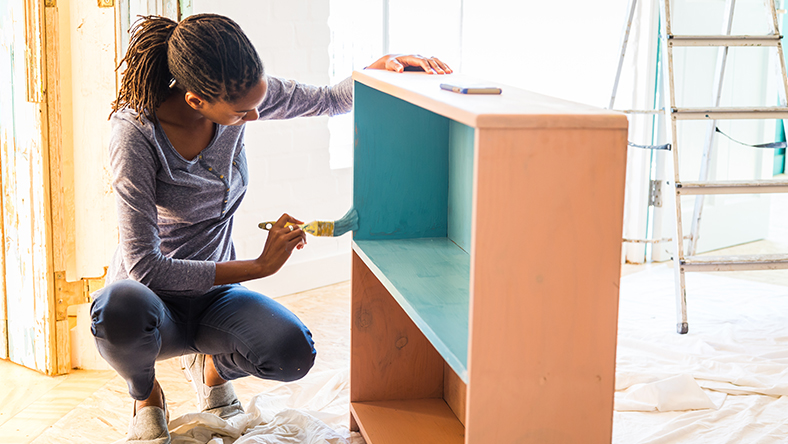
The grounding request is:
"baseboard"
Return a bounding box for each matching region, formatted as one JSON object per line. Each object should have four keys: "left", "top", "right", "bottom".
{"left": 244, "top": 251, "right": 352, "bottom": 298}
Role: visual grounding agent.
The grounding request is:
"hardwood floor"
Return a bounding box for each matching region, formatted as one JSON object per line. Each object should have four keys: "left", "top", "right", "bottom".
{"left": 0, "top": 362, "right": 115, "bottom": 442}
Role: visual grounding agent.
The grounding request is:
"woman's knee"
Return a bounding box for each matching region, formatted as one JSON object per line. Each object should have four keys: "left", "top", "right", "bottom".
{"left": 265, "top": 325, "right": 317, "bottom": 382}
{"left": 204, "top": 287, "right": 316, "bottom": 381}
{"left": 90, "top": 280, "right": 163, "bottom": 344}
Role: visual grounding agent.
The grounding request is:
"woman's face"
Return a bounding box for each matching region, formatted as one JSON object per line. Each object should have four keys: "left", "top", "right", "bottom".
{"left": 190, "top": 78, "right": 267, "bottom": 126}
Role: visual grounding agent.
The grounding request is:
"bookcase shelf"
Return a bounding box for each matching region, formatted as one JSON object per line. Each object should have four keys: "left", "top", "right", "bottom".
{"left": 351, "top": 399, "right": 464, "bottom": 444}
{"left": 353, "top": 238, "right": 470, "bottom": 382}
{"left": 350, "top": 69, "right": 628, "bottom": 444}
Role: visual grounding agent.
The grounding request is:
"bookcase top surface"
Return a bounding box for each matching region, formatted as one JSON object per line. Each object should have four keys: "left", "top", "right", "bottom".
{"left": 353, "top": 70, "right": 628, "bottom": 130}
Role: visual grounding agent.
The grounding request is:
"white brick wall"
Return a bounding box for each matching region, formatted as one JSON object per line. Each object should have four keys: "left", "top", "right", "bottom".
{"left": 193, "top": 0, "right": 352, "bottom": 297}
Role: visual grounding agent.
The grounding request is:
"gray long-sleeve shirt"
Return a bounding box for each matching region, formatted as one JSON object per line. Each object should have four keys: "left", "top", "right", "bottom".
{"left": 106, "top": 76, "right": 353, "bottom": 297}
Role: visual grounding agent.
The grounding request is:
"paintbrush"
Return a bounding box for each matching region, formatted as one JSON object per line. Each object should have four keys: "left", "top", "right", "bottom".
{"left": 258, "top": 207, "right": 358, "bottom": 237}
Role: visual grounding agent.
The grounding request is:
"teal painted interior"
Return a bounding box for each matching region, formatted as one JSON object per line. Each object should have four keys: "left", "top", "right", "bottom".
{"left": 354, "top": 83, "right": 450, "bottom": 240}
{"left": 780, "top": 10, "right": 788, "bottom": 176}
{"left": 775, "top": 119, "right": 786, "bottom": 176}
{"left": 354, "top": 239, "right": 470, "bottom": 382}
{"left": 353, "top": 82, "right": 474, "bottom": 380}
{"left": 448, "top": 121, "right": 474, "bottom": 253}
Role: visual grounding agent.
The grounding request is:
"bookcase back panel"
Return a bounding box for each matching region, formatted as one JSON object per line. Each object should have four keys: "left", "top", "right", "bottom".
{"left": 354, "top": 83, "right": 450, "bottom": 241}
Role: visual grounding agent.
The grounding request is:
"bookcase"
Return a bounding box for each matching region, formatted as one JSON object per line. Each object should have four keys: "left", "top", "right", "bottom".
{"left": 349, "top": 70, "right": 628, "bottom": 443}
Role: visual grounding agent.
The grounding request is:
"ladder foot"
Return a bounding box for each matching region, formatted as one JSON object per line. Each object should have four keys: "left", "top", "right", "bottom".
{"left": 677, "top": 322, "right": 689, "bottom": 335}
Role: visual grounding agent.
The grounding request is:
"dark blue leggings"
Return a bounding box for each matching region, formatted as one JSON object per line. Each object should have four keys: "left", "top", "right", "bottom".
{"left": 90, "top": 280, "right": 316, "bottom": 400}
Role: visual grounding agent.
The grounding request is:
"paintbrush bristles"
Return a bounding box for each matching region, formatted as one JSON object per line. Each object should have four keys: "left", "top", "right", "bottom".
{"left": 301, "top": 221, "right": 334, "bottom": 237}
{"left": 332, "top": 207, "right": 358, "bottom": 237}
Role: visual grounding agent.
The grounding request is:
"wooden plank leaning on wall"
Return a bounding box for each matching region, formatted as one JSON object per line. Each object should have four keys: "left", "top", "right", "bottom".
{"left": 0, "top": 0, "right": 50, "bottom": 371}
{"left": 0, "top": 183, "right": 5, "bottom": 361}
{"left": 30, "top": 0, "right": 57, "bottom": 375}
{"left": 46, "top": 0, "right": 74, "bottom": 376}
{"left": 43, "top": 0, "right": 114, "bottom": 374}
{"left": 44, "top": 0, "right": 110, "bottom": 375}
{"left": 2, "top": 0, "right": 59, "bottom": 374}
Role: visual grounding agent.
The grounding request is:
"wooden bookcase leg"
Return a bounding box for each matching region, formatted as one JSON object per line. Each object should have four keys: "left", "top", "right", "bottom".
{"left": 350, "top": 410, "right": 359, "bottom": 432}
{"left": 443, "top": 362, "right": 467, "bottom": 427}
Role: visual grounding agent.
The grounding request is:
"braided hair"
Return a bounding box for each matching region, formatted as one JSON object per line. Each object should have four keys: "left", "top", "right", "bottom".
{"left": 111, "top": 14, "right": 264, "bottom": 122}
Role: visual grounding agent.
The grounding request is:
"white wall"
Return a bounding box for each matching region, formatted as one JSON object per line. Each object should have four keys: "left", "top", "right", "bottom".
{"left": 461, "top": 0, "right": 631, "bottom": 107}
{"left": 192, "top": 0, "right": 353, "bottom": 297}
{"left": 63, "top": 0, "right": 119, "bottom": 281}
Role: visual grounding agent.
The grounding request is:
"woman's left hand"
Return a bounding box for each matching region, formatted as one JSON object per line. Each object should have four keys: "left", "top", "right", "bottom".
{"left": 367, "top": 54, "right": 452, "bottom": 75}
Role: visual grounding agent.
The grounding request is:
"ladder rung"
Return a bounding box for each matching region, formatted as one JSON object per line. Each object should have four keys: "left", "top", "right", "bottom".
{"left": 668, "top": 34, "right": 781, "bottom": 47}
{"left": 676, "top": 180, "right": 788, "bottom": 195}
{"left": 672, "top": 107, "right": 788, "bottom": 120}
{"left": 681, "top": 254, "right": 788, "bottom": 272}
{"left": 617, "top": 109, "right": 662, "bottom": 115}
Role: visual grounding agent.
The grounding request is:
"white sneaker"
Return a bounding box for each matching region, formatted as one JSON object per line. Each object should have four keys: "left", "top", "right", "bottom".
{"left": 180, "top": 353, "right": 244, "bottom": 419}
{"left": 127, "top": 386, "right": 170, "bottom": 443}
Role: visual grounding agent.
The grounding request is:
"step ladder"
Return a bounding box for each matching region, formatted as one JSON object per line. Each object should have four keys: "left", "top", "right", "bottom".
{"left": 612, "top": 0, "right": 788, "bottom": 334}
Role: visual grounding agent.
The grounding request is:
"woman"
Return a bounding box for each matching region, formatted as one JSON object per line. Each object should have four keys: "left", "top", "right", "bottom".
{"left": 91, "top": 13, "right": 450, "bottom": 443}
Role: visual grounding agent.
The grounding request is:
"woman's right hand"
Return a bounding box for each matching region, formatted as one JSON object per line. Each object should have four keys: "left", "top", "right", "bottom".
{"left": 256, "top": 213, "right": 306, "bottom": 277}
{"left": 366, "top": 54, "right": 452, "bottom": 74}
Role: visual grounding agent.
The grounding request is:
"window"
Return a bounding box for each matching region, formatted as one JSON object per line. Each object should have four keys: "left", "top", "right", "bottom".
{"left": 327, "top": 0, "right": 462, "bottom": 169}
{"left": 328, "top": 0, "right": 385, "bottom": 169}
{"left": 119, "top": 0, "right": 183, "bottom": 54}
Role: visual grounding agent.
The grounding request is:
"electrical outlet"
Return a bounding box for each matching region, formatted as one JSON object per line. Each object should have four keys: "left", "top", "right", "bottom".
{"left": 97, "top": 0, "right": 114, "bottom": 7}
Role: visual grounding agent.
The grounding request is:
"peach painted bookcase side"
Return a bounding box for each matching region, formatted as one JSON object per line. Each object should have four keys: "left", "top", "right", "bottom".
{"left": 349, "top": 70, "right": 628, "bottom": 444}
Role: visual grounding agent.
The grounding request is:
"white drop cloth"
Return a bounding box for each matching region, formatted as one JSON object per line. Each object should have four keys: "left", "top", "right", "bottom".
{"left": 136, "top": 369, "right": 364, "bottom": 444}
{"left": 614, "top": 266, "right": 788, "bottom": 443}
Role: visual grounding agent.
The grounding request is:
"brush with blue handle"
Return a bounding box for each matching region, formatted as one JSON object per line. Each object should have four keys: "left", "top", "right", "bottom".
{"left": 258, "top": 207, "right": 358, "bottom": 237}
